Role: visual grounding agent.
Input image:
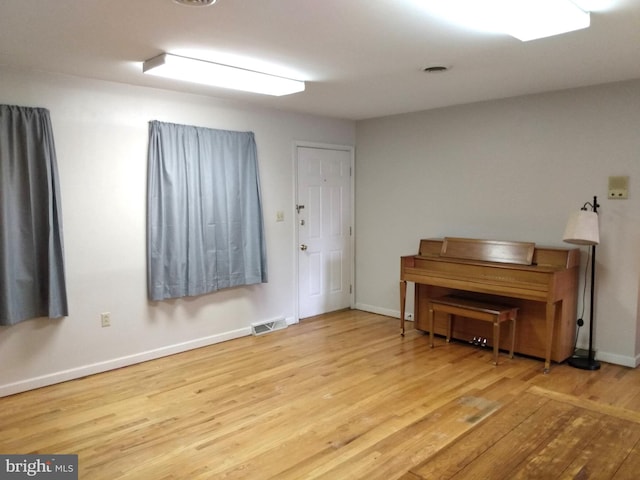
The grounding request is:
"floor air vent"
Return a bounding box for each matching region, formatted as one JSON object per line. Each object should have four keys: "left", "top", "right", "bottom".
{"left": 251, "top": 318, "right": 288, "bottom": 336}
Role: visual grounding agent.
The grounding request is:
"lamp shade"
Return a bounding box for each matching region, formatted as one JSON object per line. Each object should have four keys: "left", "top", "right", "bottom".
{"left": 563, "top": 210, "right": 599, "bottom": 245}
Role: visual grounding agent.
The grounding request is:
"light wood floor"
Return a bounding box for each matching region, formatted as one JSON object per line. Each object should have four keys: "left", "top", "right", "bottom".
{"left": 2, "top": 309, "right": 640, "bottom": 479}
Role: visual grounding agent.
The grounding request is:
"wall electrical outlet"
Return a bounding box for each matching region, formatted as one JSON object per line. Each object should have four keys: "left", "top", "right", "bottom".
{"left": 405, "top": 313, "right": 414, "bottom": 321}
{"left": 101, "top": 312, "right": 111, "bottom": 327}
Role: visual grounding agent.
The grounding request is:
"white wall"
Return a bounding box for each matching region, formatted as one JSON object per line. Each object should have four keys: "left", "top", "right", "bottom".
{"left": 2, "top": 68, "right": 638, "bottom": 396}
{"left": 0, "top": 67, "right": 355, "bottom": 396}
{"left": 355, "top": 79, "right": 640, "bottom": 367}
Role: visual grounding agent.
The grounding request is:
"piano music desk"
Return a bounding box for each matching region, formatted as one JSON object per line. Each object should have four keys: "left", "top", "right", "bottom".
{"left": 427, "top": 295, "right": 518, "bottom": 366}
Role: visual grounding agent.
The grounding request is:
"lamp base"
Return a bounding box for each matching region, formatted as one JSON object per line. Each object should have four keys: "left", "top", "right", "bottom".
{"left": 568, "top": 356, "right": 601, "bottom": 371}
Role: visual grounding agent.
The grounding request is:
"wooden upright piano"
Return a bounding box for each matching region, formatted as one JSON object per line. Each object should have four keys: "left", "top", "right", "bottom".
{"left": 400, "top": 237, "right": 580, "bottom": 373}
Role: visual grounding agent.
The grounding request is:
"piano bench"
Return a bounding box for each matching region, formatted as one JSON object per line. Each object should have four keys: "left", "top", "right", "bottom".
{"left": 427, "top": 295, "right": 518, "bottom": 366}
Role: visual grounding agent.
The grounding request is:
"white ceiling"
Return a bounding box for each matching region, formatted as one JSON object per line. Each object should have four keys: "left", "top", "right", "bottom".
{"left": 1, "top": 0, "right": 639, "bottom": 120}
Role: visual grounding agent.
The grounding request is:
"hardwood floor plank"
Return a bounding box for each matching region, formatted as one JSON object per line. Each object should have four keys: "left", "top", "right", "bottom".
{"left": 557, "top": 416, "right": 640, "bottom": 480}
{"left": 529, "top": 362, "right": 640, "bottom": 413}
{"left": 612, "top": 438, "right": 640, "bottom": 479}
{"left": 528, "top": 385, "right": 640, "bottom": 424}
{"left": 508, "top": 408, "right": 603, "bottom": 479}
{"left": 447, "top": 401, "right": 580, "bottom": 479}
{"left": 1, "top": 310, "right": 640, "bottom": 479}
{"left": 408, "top": 392, "right": 551, "bottom": 479}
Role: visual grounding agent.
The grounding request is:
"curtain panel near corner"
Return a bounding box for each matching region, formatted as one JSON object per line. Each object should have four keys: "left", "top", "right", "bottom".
{"left": 147, "top": 121, "right": 268, "bottom": 301}
{"left": 0, "top": 105, "right": 68, "bottom": 325}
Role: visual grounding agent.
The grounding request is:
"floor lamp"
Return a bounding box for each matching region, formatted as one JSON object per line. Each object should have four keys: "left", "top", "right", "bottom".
{"left": 562, "top": 196, "right": 601, "bottom": 370}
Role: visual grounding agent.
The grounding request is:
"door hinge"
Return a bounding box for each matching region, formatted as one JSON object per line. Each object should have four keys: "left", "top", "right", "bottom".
{"left": 350, "top": 284, "right": 352, "bottom": 294}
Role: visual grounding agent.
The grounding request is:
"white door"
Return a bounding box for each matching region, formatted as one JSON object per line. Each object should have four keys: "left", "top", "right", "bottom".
{"left": 297, "top": 145, "right": 353, "bottom": 319}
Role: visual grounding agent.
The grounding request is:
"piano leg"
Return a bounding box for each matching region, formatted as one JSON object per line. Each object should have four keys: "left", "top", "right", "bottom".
{"left": 492, "top": 320, "right": 500, "bottom": 365}
{"left": 428, "top": 306, "right": 435, "bottom": 348}
{"left": 400, "top": 280, "right": 407, "bottom": 336}
{"left": 544, "top": 302, "right": 557, "bottom": 374}
{"left": 509, "top": 317, "right": 516, "bottom": 359}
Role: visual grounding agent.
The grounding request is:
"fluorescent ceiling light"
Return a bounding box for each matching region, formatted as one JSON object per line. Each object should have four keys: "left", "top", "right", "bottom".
{"left": 422, "top": 0, "right": 590, "bottom": 41}
{"left": 143, "top": 53, "right": 305, "bottom": 96}
{"left": 500, "top": 0, "right": 590, "bottom": 41}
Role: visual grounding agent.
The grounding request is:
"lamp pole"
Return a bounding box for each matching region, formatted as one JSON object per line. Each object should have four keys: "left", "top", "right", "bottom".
{"left": 568, "top": 196, "right": 601, "bottom": 371}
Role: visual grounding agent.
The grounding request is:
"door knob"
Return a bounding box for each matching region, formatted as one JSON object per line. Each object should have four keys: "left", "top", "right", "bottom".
{"left": 300, "top": 244, "right": 308, "bottom": 251}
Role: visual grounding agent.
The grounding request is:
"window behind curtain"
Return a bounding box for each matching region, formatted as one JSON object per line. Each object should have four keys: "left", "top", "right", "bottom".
{"left": 147, "top": 121, "right": 268, "bottom": 301}
{"left": 0, "top": 105, "right": 68, "bottom": 325}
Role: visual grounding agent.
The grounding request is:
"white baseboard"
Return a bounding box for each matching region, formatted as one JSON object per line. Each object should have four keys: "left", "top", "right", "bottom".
{"left": 595, "top": 350, "right": 640, "bottom": 368}
{"left": 0, "top": 327, "right": 251, "bottom": 398}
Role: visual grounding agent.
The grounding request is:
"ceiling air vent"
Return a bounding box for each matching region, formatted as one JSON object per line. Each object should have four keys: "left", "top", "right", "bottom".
{"left": 173, "top": 0, "right": 217, "bottom": 6}
{"left": 423, "top": 65, "right": 449, "bottom": 73}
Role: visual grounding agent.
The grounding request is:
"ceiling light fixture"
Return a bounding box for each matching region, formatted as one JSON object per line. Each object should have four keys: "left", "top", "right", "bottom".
{"left": 422, "top": 0, "right": 590, "bottom": 41}
{"left": 142, "top": 53, "right": 305, "bottom": 96}
{"left": 500, "top": 0, "right": 590, "bottom": 41}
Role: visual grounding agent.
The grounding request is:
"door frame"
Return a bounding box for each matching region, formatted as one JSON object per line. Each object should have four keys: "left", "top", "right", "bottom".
{"left": 293, "top": 141, "right": 355, "bottom": 322}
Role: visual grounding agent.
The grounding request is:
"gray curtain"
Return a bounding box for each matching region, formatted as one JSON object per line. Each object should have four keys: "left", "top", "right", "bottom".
{"left": 0, "top": 105, "right": 68, "bottom": 325}
{"left": 147, "top": 121, "right": 268, "bottom": 301}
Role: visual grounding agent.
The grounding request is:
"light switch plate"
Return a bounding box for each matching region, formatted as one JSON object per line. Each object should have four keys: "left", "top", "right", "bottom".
{"left": 608, "top": 176, "right": 629, "bottom": 199}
